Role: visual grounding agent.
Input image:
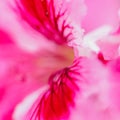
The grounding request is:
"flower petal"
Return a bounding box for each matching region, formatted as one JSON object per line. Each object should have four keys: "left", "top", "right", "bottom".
{"left": 82, "top": 0, "right": 120, "bottom": 32}
{"left": 15, "top": 0, "right": 84, "bottom": 44}
{"left": 25, "top": 57, "right": 84, "bottom": 120}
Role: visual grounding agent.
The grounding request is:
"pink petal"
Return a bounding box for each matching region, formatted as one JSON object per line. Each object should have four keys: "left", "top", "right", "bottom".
{"left": 82, "top": 0, "right": 120, "bottom": 32}
{"left": 15, "top": 0, "right": 84, "bottom": 44}
{"left": 18, "top": 57, "right": 84, "bottom": 120}
{"left": 96, "top": 30, "right": 120, "bottom": 60}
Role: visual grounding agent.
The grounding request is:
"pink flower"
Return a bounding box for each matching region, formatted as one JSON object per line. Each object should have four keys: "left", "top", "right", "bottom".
{"left": 1, "top": 0, "right": 120, "bottom": 120}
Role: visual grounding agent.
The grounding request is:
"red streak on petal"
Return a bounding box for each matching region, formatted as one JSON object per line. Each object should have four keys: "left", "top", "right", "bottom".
{"left": 30, "top": 58, "right": 82, "bottom": 120}
{"left": 21, "top": 0, "right": 49, "bottom": 21}
{"left": 17, "top": 0, "right": 74, "bottom": 44}
{"left": 98, "top": 52, "right": 109, "bottom": 64}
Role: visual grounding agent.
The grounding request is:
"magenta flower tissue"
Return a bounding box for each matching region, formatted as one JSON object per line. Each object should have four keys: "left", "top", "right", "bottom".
{"left": 0, "top": 0, "right": 120, "bottom": 120}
